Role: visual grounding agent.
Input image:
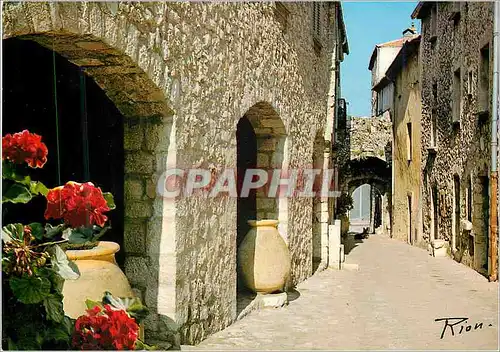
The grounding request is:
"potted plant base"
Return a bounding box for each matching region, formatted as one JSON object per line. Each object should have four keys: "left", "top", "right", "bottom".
{"left": 62, "top": 241, "right": 134, "bottom": 319}
{"left": 238, "top": 220, "right": 291, "bottom": 294}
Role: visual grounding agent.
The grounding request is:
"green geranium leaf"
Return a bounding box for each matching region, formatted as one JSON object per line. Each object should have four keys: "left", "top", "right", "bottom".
{"left": 103, "top": 192, "right": 116, "bottom": 210}
{"left": 67, "top": 227, "right": 95, "bottom": 244}
{"left": 135, "top": 339, "right": 157, "bottom": 350}
{"left": 29, "top": 181, "right": 49, "bottom": 197}
{"left": 46, "top": 268, "right": 65, "bottom": 292}
{"left": 63, "top": 315, "right": 75, "bottom": 335}
{"left": 43, "top": 294, "right": 64, "bottom": 323}
{"left": 9, "top": 276, "right": 51, "bottom": 304}
{"left": 2, "top": 223, "right": 24, "bottom": 242}
{"left": 2, "top": 182, "right": 32, "bottom": 204}
{"left": 102, "top": 291, "right": 149, "bottom": 323}
{"left": 2, "top": 160, "right": 31, "bottom": 184}
{"left": 94, "top": 226, "right": 110, "bottom": 242}
{"left": 44, "top": 325, "right": 71, "bottom": 343}
{"left": 48, "top": 245, "right": 80, "bottom": 280}
{"left": 28, "top": 222, "right": 45, "bottom": 240}
{"left": 85, "top": 299, "right": 103, "bottom": 310}
{"left": 45, "top": 223, "right": 66, "bottom": 239}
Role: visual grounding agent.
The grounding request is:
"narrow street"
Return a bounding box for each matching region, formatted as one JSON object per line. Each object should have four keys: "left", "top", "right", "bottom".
{"left": 187, "top": 235, "right": 498, "bottom": 350}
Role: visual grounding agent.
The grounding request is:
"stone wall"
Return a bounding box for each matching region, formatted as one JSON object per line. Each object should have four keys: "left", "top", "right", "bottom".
{"left": 417, "top": 2, "right": 493, "bottom": 275}
{"left": 3, "top": 1, "right": 345, "bottom": 345}
{"left": 349, "top": 115, "right": 392, "bottom": 162}
{"left": 391, "top": 44, "right": 423, "bottom": 245}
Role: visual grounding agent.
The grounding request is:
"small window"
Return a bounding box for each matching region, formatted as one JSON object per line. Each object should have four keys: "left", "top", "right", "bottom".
{"left": 337, "top": 98, "right": 347, "bottom": 130}
{"left": 407, "top": 122, "right": 412, "bottom": 162}
{"left": 430, "top": 5, "right": 437, "bottom": 40}
{"left": 450, "top": 2, "right": 461, "bottom": 26}
{"left": 467, "top": 69, "right": 474, "bottom": 97}
{"left": 479, "top": 44, "right": 490, "bottom": 113}
{"left": 432, "top": 83, "right": 438, "bottom": 105}
{"left": 430, "top": 108, "right": 438, "bottom": 150}
{"left": 452, "top": 68, "right": 462, "bottom": 125}
{"left": 312, "top": 3, "right": 322, "bottom": 55}
{"left": 377, "top": 90, "right": 384, "bottom": 115}
{"left": 312, "top": 3, "right": 321, "bottom": 39}
{"left": 451, "top": 3, "right": 461, "bottom": 47}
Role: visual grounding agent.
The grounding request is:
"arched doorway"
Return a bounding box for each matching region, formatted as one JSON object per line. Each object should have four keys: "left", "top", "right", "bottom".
{"left": 2, "top": 37, "right": 126, "bottom": 264}
{"left": 2, "top": 32, "right": 175, "bottom": 339}
{"left": 236, "top": 102, "right": 286, "bottom": 225}
{"left": 235, "top": 102, "right": 286, "bottom": 314}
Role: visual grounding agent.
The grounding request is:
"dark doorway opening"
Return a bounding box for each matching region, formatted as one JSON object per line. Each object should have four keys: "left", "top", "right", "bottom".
{"left": 236, "top": 117, "right": 257, "bottom": 315}
{"left": 374, "top": 190, "right": 382, "bottom": 230}
{"left": 407, "top": 194, "right": 413, "bottom": 244}
{"left": 453, "top": 175, "right": 460, "bottom": 252}
{"left": 479, "top": 176, "right": 489, "bottom": 273}
{"left": 312, "top": 133, "right": 323, "bottom": 274}
{"left": 2, "top": 38, "right": 125, "bottom": 266}
{"left": 431, "top": 185, "right": 439, "bottom": 240}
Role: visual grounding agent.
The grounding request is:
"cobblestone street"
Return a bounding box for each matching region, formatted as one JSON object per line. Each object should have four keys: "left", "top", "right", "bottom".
{"left": 187, "top": 235, "right": 498, "bottom": 350}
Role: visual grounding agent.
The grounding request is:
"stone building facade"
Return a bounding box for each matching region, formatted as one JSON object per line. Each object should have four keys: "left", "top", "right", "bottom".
{"left": 2, "top": 1, "right": 348, "bottom": 346}
{"left": 384, "top": 36, "right": 423, "bottom": 245}
{"left": 412, "top": 2, "right": 494, "bottom": 276}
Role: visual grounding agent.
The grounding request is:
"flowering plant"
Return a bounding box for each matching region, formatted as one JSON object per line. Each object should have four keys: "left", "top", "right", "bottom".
{"left": 2, "top": 130, "right": 49, "bottom": 204}
{"left": 44, "top": 181, "right": 115, "bottom": 249}
{"left": 2, "top": 129, "right": 48, "bottom": 168}
{"left": 73, "top": 304, "right": 139, "bottom": 350}
{"left": 2, "top": 130, "right": 80, "bottom": 350}
{"left": 73, "top": 292, "right": 153, "bottom": 350}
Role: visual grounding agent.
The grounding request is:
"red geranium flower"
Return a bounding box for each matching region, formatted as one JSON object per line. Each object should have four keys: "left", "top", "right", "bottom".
{"left": 45, "top": 181, "right": 110, "bottom": 228}
{"left": 72, "top": 304, "right": 139, "bottom": 350}
{"left": 2, "top": 130, "right": 48, "bottom": 168}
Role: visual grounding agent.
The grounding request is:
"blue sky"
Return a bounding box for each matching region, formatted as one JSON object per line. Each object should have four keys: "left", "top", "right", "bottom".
{"left": 341, "top": 1, "right": 418, "bottom": 117}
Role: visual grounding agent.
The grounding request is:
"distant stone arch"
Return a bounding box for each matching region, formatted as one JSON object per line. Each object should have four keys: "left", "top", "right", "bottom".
{"left": 340, "top": 156, "right": 391, "bottom": 235}
{"left": 342, "top": 156, "right": 391, "bottom": 194}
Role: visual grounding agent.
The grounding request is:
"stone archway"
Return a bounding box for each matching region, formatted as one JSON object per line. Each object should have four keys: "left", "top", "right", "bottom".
{"left": 2, "top": 31, "right": 176, "bottom": 345}
{"left": 237, "top": 102, "right": 287, "bottom": 223}
{"left": 341, "top": 156, "right": 391, "bottom": 235}
{"left": 235, "top": 101, "right": 287, "bottom": 314}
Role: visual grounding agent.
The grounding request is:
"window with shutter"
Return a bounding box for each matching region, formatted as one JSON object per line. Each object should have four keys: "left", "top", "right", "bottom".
{"left": 312, "top": 3, "right": 322, "bottom": 55}
{"left": 313, "top": 3, "right": 320, "bottom": 38}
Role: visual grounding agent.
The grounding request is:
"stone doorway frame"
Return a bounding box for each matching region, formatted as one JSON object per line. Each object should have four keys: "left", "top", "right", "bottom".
{"left": 2, "top": 31, "right": 177, "bottom": 343}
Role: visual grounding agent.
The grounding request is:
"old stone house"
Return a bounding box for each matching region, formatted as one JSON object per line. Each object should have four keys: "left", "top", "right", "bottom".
{"left": 2, "top": 1, "right": 348, "bottom": 346}
{"left": 384, "top": 35, "right": 423, "bottom": 245}
{"left": 412, "top": 2, "right": 494, "bottom": 276}
{"left": 337, "top": 34, "right": 410, "bottom": 237}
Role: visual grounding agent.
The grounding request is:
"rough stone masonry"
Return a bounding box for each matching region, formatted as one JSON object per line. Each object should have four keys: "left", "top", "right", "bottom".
{"left": 416, "top": 2, "right": 494, "bottom": 276}
{"left": 2, "top": 1, "right": 348, "bottom": 346}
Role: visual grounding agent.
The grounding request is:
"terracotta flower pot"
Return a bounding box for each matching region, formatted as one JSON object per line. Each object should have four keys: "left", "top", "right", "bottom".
{"left": 238, "top": 220, "right": 291, "bottom": 293}
{"left": 62, "top": 241, "right": 134, "bottom": 319}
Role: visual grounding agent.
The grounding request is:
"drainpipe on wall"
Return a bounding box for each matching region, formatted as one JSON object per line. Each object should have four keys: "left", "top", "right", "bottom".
{"left": 489, "top": 0, "right": 499, "bottom": 282}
